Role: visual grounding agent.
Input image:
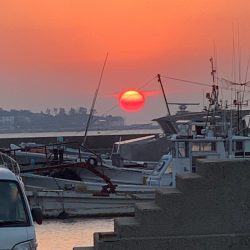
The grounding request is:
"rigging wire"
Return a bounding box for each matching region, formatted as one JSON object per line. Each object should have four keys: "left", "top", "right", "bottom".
{"left": 138, "top": 75, "right": 158, "bottom": 90}
{"left": 242, "top": 53, "right": 250, "bottom": 104}
{"left": 161, "top": 75, "right": 250, "bottom": 94}
{"left": 238, "top": 23, "right": 242, "bottom": 85}
{"left": 161, "top": 75, "right": 211, "bottom": 87}
{"left": 214, "top": 41, "right": 223, "bottom": 102}
{"left": 232, "top": 23, "right": 237, "bottom": 100}
{"left": 74, "top": 75, "right": 158, "bottom": 136}
{"left": 74, "top": 72, "right": 250, "bottom": 138}
{"left": 99, "top": 75, "right": 157, "bottom": 118}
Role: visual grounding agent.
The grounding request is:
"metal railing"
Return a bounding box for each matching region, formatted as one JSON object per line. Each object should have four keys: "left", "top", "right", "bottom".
{"left": 0, "top": 152, "right": 20, "bottom": 175}
{"left": 2, "top": 141, "right": 101, "bottom": 166}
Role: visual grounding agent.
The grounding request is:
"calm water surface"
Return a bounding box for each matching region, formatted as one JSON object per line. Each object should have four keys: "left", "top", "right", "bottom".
{"left": 35, "top": 218, "right": 114, "bottom": 250}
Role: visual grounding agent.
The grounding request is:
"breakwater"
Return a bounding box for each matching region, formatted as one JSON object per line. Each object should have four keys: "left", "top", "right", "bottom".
{"left": 0, "top": 129, "right": 161, "bottom": 153}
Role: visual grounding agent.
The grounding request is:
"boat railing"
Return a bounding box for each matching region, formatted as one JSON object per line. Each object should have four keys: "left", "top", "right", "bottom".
{"left": 3, "top": 141, "right": 102, "bottom": 167}
{"left": 1, "top": 142, "right": 119, "bottom": 194}
{"left": 79, "top": 144, "right": 103, "bottom": 166}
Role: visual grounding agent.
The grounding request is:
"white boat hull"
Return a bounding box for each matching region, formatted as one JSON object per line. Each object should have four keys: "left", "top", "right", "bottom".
{"left": 26, "top": 190, "right": 154, "bottom": 217}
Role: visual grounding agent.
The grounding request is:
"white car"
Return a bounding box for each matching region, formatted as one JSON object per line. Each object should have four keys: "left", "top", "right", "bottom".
{"left": 0, "top": 167, "right": 42, "bottom": 250}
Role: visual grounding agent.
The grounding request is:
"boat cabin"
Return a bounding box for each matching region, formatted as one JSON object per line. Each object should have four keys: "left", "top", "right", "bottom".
{"left": 146, "top": 120, "right": 250, "bottom": 187}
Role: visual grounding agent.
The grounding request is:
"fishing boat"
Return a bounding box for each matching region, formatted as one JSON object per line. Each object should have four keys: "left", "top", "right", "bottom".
{"left": 21, "top": 116, "right": 250, "bottom": 190}
{"left": 20, "top": 158, "right": 156, "bottom": 218}
{"left": 5, "top": 113, "right": 250, "bottom": 219}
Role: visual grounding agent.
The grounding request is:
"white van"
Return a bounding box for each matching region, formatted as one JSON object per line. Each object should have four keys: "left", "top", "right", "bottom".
{"left": 0, "top": 167, "right": 42, "bottom": 250}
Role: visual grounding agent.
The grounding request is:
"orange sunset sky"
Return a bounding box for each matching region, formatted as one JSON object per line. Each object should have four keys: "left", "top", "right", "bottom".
{"left": 1, "top": 0, "right": 250, "bottom": 124}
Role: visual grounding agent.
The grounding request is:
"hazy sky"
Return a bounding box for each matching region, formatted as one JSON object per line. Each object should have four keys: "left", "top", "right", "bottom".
{"left": 1, "top": 0, "right": 250, "bottom": 124}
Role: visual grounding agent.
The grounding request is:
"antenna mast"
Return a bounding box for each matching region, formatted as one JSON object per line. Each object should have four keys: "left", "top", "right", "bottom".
{"left": 208, "top": 57, "right": 219, "bottom": 111}
{"left": 205, "top": 57, "right": 219, "bottom": 133}
{"left": 210, "top": 57, "right": 216, "bottom": 84}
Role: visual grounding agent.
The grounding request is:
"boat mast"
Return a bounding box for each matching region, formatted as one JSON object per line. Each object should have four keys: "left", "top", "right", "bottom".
{"left": 157, "top": 74, "right": 171, "bottom": 116}
{"left": 210, "top": 57, "right": 216, "bottom": 84}
{"left": 210, "top": 57, "right": 219, "bottom": 111}
{"left": 205, "top": 57, "right": 219, "bottom": 129}
{"left": 82, "top": 53, "right": 109, "bottom": 147}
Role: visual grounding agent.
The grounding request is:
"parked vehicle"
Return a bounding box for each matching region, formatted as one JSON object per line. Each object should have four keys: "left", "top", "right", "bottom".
{"left": 0, "top": 153, "right": 42, "bottom": 250}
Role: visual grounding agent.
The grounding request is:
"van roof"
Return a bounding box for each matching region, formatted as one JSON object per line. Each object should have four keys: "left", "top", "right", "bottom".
{"left": 0, "top": 166, "right": 17, "bottom": 181}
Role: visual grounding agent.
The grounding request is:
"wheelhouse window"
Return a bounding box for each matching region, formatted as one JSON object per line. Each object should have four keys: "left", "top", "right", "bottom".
{"left": 0, "top": 181, "right": 29, "bottom": 227}
{"left": 165, "top": 162, "right": 172, "bottom": 174}
{"left": 234, "top": 141, "right": 244, "bottom": 157}
{"left": 192, "top": 142, "right": 216, "bottom": 152}
{"left": 175, "top": 142, "right": 189, "bottom": 158}
{"left": 236, "top": 141, "right": 243, "bottom": 151}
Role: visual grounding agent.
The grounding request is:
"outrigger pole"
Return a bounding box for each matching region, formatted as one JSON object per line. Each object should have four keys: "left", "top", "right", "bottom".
{"left": 157, "top": 73, "right": 171, "bottom": 116}
{"left": 82, "top": 53, "right": 109, "bottom": 147}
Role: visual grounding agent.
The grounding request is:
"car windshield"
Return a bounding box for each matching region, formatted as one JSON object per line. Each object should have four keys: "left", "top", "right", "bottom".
{"left": 0, "top": 181, "right": 28, "bottom": 227}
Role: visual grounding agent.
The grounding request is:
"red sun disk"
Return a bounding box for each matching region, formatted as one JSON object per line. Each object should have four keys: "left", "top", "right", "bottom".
{"left": 119, "top": 90, "right": 145, "bottom": 112}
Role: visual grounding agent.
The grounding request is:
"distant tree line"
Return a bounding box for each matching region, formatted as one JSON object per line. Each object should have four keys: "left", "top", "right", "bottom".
{"left": 0, "top": 107, "right": 125, "bottom": 132}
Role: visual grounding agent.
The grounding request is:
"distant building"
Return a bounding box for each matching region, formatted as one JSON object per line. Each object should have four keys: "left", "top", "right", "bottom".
{"left": 92, "top": 116, "right": 125, "bottom": 130}
{"left": 105, "top": 115, "right": 125, "bottom": 128}
{"left": 0, "top": 116, "right": 15, "bottom": 131}
{"left": 0, "top": 108, "right": 126, "bottom": 132}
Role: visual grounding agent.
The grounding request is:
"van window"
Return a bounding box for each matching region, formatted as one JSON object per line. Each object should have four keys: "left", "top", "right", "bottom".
{"left": 0, "top": 181, "right": 29, "bottom": 227}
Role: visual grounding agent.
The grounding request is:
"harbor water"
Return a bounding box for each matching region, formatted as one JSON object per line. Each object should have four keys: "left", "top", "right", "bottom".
{"left": 35, "top": 218, "right": 114, "bottom": 250}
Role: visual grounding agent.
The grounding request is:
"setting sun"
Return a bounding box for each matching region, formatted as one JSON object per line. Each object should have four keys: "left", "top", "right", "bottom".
{"left": 119, "top": 90, "right": 145, "bottom": 112}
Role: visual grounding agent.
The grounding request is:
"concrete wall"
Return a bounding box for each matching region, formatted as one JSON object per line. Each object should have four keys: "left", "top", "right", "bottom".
{"left": 0, "top": 134, "right": 153, "bottom": 153}
{"left": 79, "top": 159, "right": 250, "bottom": 250}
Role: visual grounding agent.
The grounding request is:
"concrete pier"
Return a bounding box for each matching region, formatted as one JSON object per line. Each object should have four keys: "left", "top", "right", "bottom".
{"left": 77, "top": 159, "right": 250, "bottom": 250}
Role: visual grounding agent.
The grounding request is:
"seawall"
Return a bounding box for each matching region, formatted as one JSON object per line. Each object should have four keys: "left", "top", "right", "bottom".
{"left": 78, "top": 159, "right": 250, "bottom": 250}
{"left": 0, "top": 130, "right": 160, "bottom": 153}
